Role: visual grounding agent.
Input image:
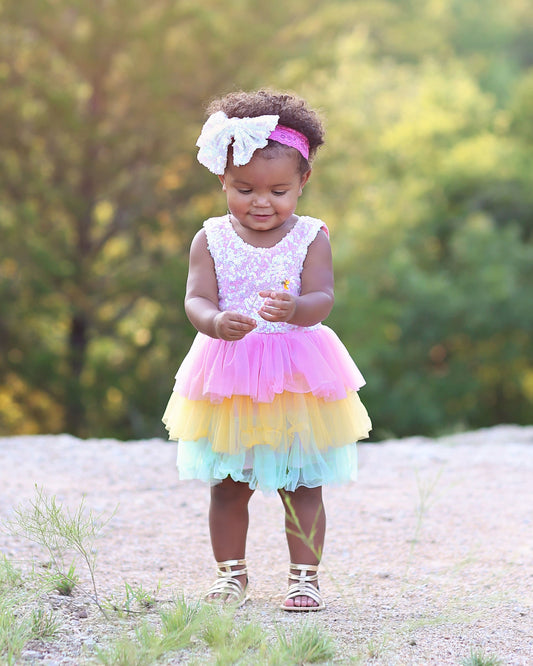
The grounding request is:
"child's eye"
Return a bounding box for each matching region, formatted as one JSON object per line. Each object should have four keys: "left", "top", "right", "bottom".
{"left": 273, "top": 191, "right": 287, "bottom": 196}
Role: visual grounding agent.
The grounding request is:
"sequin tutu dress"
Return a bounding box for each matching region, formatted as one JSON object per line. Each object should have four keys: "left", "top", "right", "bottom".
{"left": 163, "top": 215, "right": 371, "bottom": 492}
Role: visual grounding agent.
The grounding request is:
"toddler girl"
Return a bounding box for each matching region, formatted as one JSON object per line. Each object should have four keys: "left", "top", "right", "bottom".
{"left": 163, "top": 90, "right": 371, "bottom": 611}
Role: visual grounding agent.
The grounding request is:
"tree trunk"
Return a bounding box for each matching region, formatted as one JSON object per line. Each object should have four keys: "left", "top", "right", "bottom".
{"left": 64, "top": 312, "right": 89, "bottom": 436}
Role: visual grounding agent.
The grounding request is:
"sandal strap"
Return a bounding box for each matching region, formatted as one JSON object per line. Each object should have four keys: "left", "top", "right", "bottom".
{"left": 216, "top": 558, "right": 247, "bottom": 579}
{"left": 285, "top": 581, "right": 323, "bottom": 606}
{"left": 205, "top": 559, "right": 248, "bottom": 605}
{"left": 288, "top": 563, "right": 319, "bottom": 584}
{"left": 281, "top": 562, "right": 325, "bottom": 611}
{"left": 206, "top": 576, "right": 245, "bottom": 599}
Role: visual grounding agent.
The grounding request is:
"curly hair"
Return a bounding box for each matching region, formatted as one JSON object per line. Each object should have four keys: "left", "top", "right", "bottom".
{"left": 206, "top": 89, "right": 325, "bottom": 173}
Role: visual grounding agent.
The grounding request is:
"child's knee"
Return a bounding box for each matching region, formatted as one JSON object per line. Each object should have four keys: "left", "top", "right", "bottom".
{"left": 283, "top": 485, "right": 322, "bottom": 501}
{"left": 211, "top": 478, "right": 252, "bottom": 505}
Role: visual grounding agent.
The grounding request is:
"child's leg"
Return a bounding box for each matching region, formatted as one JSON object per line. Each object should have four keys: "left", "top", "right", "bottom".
{"left": 278, "top": 485, "right": 326, "bottom": 608}
{"left": 208, "top": 477, "right": 255, "bottom": 598}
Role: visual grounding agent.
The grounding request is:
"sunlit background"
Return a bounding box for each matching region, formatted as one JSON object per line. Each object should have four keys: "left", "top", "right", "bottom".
{"left": 1, "top": 0, "right": 532, "bottom": 440}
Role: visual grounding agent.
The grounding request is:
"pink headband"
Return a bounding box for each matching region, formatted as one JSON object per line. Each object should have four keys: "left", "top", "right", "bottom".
{"left": 196, "top": 112, "right": 311, "bottom": 174}
{"left": 268, "top": 125, "right": 310, "bottom": 161}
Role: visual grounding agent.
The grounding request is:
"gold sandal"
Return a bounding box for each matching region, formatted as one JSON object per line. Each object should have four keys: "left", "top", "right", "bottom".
{"left": 280, "top": 563, "right": 325, "bottom": 611}
{"left": 204, "top": 559, "right": 249, "bottom": 607}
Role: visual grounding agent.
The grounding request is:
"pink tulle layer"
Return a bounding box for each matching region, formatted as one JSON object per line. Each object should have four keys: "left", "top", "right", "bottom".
{"left": 172, "top": 325, "right": 366, "bottom": 403}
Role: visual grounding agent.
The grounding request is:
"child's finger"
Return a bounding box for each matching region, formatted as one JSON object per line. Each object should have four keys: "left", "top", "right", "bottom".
{"left": 258, "top": 290, "right": 280, "bottom": 299}
{"left": 239, "top": 316, "right": 258, "bottom": 327}
{"left": 231, "top": 312, "right": 257, "bottom": 325}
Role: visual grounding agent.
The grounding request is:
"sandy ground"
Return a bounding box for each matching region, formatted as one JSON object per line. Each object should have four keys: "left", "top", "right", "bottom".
{"left": 1, "top": 425, "right": 532, "bottom": 665}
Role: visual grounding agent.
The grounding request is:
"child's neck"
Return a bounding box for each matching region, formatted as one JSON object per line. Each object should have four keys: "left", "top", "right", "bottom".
{"left": 229, "top": 214, "right": 299, "bottom": 249}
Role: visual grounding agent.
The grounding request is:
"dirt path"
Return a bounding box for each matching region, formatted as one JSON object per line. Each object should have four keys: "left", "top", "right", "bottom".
{"left": 1, "top": 425, "right": 532, "bottom": 664}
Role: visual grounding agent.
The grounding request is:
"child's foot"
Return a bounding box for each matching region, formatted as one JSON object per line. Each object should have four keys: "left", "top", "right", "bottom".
{"left": 280, "top": 563, "right": 325, "bottom": 611}
{"left": 282, "top": 588, "right": 319, "bottom": 609}
{"left": 205, "top": 559, "right": 249, "bottom": 607}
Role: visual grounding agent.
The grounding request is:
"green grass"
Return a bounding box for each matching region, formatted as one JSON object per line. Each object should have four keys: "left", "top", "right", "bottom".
{"left": 5, "top": 485, "right": 116, "bottom": 617}
{"left": 0, "top": 570, "right": 61, "bottom": 666}
{"left": 270, "top": 622, "right": 335, "bottom": 665}
{"left": 462, "top": 650, "right": 503, "bottom": 666}
{"left": 94, "top": 602, "right": 337, "bottom": 666}
{"left": 53, "top": 561, "right": 80, "bottom": 596}
{"left": 0, "top": 596, "right": 33, "bottom": 666}
{"left": 0, "top": 486, "right": 515, "bottom": 665}
{"left": 0, "top": 560, "right": 339, "bottom": 666}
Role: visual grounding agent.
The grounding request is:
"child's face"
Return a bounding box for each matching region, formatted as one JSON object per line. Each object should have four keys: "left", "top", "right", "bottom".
{"left": 218, "top": 150, "right": 311, "bottom": 232}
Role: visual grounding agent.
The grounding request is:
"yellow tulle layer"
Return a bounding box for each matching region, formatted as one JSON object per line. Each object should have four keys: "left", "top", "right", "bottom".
{"left": 163, "top": 390, "right": 371, "bottom": 455}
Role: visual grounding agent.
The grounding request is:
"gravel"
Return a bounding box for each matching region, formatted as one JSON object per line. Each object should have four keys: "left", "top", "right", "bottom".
{"left": 1, "top": 425, "right": 532, "bottom": 664}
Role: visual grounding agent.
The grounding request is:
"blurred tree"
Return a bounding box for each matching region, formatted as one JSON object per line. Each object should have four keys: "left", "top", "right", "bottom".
{"left": 284, "top": 18, "right": 533, "bottom": 437}
{"left": 0, "top": 0, "right": 327, "bottom": 437}
{"left": 1, "top": 1, "right": 196, "bottom": 435}
{"left": 1, "top": 0, "right": 532, "bottom": 439}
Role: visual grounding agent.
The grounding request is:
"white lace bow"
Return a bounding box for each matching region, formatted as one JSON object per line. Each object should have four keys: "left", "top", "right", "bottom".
{"left": 196, "top": 111, "right": 279, "bottom": 174}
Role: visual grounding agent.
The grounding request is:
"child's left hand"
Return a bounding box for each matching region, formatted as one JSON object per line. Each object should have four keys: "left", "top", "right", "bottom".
{"left": 258, "top": 290, "right": 296, "bottom": 323}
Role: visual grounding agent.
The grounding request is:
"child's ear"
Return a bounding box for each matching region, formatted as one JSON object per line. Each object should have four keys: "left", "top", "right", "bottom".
{"left": 218, "top": 175, "right": 226, "bottom": 191}
{"left": 299, "top": 169, "right": 312, "bottom": 195}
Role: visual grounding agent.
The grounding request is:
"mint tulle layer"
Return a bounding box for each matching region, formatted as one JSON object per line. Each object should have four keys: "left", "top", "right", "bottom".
{"left": 175, "top": 437, "right": 359, "bottom": 493}
{"left": 172, "top": 326, "right": 366, "bottom": 403}
{"left": 163, "top": 390, "right": 371, "bottom": 454}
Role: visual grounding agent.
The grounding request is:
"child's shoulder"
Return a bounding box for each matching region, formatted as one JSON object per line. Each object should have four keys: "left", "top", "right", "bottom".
{"left": 201, "top": 216, "right": 231, "bottom": 245}
{"left": 298, "top": 214, "right": 323, "bottom": 223}
{"left": 203, "top": 215, "right": 228, "bottom": 230}
{"left": 296, "top": 215, "right": 330, "bottom": 240}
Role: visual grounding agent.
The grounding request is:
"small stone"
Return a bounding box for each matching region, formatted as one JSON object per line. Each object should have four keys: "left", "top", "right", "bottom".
{"left": 76, "top": 608, "right": 88, "bottom": 618}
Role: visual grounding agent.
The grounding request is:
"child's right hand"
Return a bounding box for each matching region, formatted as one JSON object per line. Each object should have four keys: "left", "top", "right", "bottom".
{"left": 214, "top": 311, "right": 257, "bottom": 341}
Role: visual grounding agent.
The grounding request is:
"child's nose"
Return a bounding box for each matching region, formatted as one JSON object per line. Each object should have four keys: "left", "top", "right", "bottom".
{"left": 253, "top": 193, "right": 270, "bottom": 206}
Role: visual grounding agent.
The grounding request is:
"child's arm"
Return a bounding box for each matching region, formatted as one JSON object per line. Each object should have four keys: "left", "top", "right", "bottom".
{"left": 185, "top": 230, "right": 257, "bottom": 340}
{"left": 258, "top": 230, "right": 334, "bottom": 327}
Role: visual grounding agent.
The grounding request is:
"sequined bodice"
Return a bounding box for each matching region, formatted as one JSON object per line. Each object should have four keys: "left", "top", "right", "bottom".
{"left": 204, "top": 215, "right": 325, "bottom": 333}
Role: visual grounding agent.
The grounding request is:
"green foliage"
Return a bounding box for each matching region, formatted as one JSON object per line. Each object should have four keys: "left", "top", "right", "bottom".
{"left": 30, "top": 607, "right": 61, "bottom": 640}
{"left": 159, "top": 596, "right": 208, "bottom": 643}
{"left": 1, "top": 0, "right": 532, "bottom": 439}
{"left": 0, "top": 555, "right": 23, "bottom": 591}
{"left": 0, "top": 559, "right": 61, "bottom": 665}
{"left": 105, "top": 582, "right": 160, "bottom": 616}
{"left": 95, "top": 602, "right": 264, "bottom": 666}
{"left": 462, "top": 650, "right": 503, "bottom": 666}
{"left": 123, "top": 582, "right": 158, "bottom": 610}
{"left": 53, "top": 562, "right": 80, "bottom": 596}
{"left": 0, "top": 597, "right": 32, "bottom": 666}
{"left": 202, "top": 612, "right": 266, "bottom": 664}
{"left": 294, "top": 13, "right": 533, "bottom": 437}
{"left": 94, "top": 623, "right": 163, "bottom": 666}
{"left": 0, "top": 538, "right": 336, "bottom": 665}
{"left": 271, "top": 623, "right": 335, "bottom": 664}
{"left": 4, "top": 486, "right": 115, "bottom": 616}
